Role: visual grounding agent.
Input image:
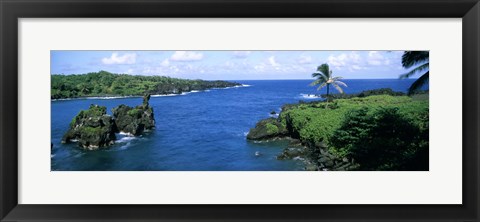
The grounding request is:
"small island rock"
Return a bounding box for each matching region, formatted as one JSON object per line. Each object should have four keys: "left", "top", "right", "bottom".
{"left": 112, "top": 94, "right": 155, "bottom": 136}
{"left": 246, "top": 118, "right": 288, "bottom": 140}
{"left": 61, "top": 104, "right": 116, "bottom": 149}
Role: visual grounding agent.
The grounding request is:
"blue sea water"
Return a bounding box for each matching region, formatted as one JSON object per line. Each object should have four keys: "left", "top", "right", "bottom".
{"left": 51, "top": 79, "right": 425, "bottom": 171}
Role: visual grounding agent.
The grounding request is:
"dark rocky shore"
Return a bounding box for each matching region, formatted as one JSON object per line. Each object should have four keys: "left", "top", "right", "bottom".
{"left": 247, "top": 114, "right": 358, "bottom": 171}
{"left": 62, "top": 94, "right": 155, "bottom": 150}
{"left": 246, "top": 88, "right": 429, "bottom": 171}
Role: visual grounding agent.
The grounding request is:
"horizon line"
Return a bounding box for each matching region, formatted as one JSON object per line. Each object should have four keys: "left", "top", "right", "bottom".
{"left": 51, "top": 73, "right": 416, "bottom": 81}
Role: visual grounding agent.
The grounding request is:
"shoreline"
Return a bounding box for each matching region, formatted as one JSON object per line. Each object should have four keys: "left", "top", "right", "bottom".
{"left": 51, "top": 84, "right": 252, "bottom": 101}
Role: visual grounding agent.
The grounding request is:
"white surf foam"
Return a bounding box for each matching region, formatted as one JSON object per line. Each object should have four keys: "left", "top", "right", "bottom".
{"left": 269, "top": 113, "right": 280, "bottom": 118}
{"left": 293, "top": 156, "right": 305, "bottom": 161}
{"left": 85, "top": 96, "right": 132, "bottom": 100}
{"left": 118, "top": 131, "right": 134, "bottom": 136}
{"left": 151, "top": 94, "right": 180, "bottom": 97}
{"left": 117, "top": 136, "right": 135, "bottom": 143}
{"left": 299, "top": 93, "right": 321, "bottom": 99}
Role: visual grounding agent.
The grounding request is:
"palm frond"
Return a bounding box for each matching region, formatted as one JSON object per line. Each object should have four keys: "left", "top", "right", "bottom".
{"left": 317, "top": 82, "right": 328, "bottom": 91}
{"left": 407, "top": 71, "right": 429, "bottom": 95}
{"left": 316, "top": 64, "right": 330, "bottom": 77}
{"left": 332, "top": 83, "right": 344, "bottom": 94}
{"left": 312, "top": 72, "right": 328, "bottom": 81}
{"left": 334, "top": 80, "right": 348, "bottom": 87}
{"left": 332, "top": 76, "right": 344, "bottom": 81}
{"left": 309, "top": 79, "right": 325, "bottom": 86}
{"left": 400, "top": 63, "right": 429, "bottom": 79}
{"left": 402, "top": 51, "right": 429, "bottom": 68}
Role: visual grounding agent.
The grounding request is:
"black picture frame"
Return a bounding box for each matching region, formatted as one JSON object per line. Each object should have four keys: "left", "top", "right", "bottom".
{"left": 1, "top": 0, "right": 479, "bottom": 221}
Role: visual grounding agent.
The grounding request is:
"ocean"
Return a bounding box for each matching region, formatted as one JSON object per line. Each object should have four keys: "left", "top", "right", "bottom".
{"left": 51, "top": 79, "right": 424, "bottom": 171}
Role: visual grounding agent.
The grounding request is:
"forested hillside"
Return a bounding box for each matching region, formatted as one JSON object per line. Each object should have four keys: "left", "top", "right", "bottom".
{"left": 51, "top": 71, "right": 240, "bottom": 99}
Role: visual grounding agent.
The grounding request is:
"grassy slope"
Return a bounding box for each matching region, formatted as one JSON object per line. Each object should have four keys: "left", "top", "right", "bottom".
{"left": 279, "top": 94, "right": 429, "bottom": 147}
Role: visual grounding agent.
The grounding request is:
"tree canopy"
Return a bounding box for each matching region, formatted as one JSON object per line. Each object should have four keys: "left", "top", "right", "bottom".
{"left": 51, "top": 71, "right": 239, "bottom": 99}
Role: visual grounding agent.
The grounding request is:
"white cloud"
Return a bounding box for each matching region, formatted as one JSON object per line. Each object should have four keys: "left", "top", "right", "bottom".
{"left": 254, "top": 64, "right": 265, "bottom": 72}
{"left": 327, "top": 52, "right": 362, "bottom": 71}
{"left": 351, "top": 65, "right": 363, "bottom": 70}
{"left": 268, "top": 56, "right": 280, "bottom": 67}
{"left": 160, "top": 59, "right": 170, "bottom": 67}
{"left": 367, "top": 51, "right": 390, "bottom": 66}
{"left": 125, "top": 69, "right": 134, "bottom": 74}
{"left": 102, "top": 53, "right": 136, "bottom": 65}
{"left": 170, "top": 51, "right": 204, "bottom": 61}
{"left": 298, "top": 55, "right": 312, "bottom": 64}
{"left": 232, "top": 51, "right": 251, "bottom": 58}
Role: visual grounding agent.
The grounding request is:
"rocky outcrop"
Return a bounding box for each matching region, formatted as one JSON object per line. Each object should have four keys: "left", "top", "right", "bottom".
{"left": 62, "top": 94, "right": 156, "bottom": 149}
{"left": 247, "top": 89, "right": 416, "bottom": 170}
{"left": 153, "top": 80, "right": 241, "bottom": 95}
{"left": 246, "top": 118, "right": 288, "bottom": 140}
{"left": 248, "top": 114, "right": 360, "bottom": 171}
{"left": 112, "top": 94, "right": 155, "bottom": 136}
{"left": 61, "top": 105, "right": 116, "bottom": 149}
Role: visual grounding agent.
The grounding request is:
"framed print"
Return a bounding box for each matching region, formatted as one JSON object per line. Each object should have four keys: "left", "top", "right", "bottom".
{"left": 1, "top": 0, "right": 479, "bottom": 221}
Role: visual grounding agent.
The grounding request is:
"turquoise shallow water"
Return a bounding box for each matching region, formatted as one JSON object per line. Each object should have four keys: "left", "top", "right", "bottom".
{"left": 51, "top": 79, "right": 423, "bottom": 171}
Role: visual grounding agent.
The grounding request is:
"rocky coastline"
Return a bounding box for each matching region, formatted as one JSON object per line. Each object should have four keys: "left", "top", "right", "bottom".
{"left": 61, "top": 94, "right": 155, "bottom": 150}
{"left": 247, "top": 88, "right": 429, "bottom": 171}
{"left": 247, "top": 111, "right": 358, "bottom": 171}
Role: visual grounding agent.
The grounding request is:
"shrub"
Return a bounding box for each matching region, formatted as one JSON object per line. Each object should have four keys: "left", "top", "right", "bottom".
{"left": 127, "top": 109, "right": 142, "bottom": 117}
{"left": 83, "top": 105, "right": 107, "bottom": 117}
{"left": 330, "top": 107, "right": 429, "bottom": 170}
{"left": 265, "top": 123, "right": 279, "bottom": 134}
{"left": 80, "top": 126, "right": 104, "bottom": 136}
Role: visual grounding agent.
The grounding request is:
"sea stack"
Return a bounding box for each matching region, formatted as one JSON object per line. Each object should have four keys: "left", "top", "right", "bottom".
{"left": 112, "top": 94, "right": 155, "bottom": 136}
{"left": 62, "top": 94, "right": 156, "bottom": 149}
{"left": 61, "top": 104, "right": 117, "bottom": 150}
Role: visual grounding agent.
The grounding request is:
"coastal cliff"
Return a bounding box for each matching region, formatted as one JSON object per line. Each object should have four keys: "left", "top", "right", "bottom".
{"left": 247, "top": 89, "right": 429, "bottom": 171}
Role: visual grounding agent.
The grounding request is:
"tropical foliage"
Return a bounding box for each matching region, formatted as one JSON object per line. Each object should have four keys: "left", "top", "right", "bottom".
{"left": 310, "top": 63, "right": 347, "bottom": 98}
{"left": 400, "top": 51, "right": 429, "bottom": 95}
{"left": 51, "top": 71, "right": 239, "bottom": 99}
{"left": 330, "top": 107, "right": 429, "bottom": 170}
{"left": 278, "top": 93, "right": 429, "bottom": 170}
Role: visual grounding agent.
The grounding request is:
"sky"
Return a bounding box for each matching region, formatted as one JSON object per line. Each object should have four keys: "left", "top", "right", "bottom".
{"left": 50, "top": 50, "right": 415, "bottom": 80}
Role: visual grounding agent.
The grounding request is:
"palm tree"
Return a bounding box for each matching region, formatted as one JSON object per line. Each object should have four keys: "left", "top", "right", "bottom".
{"left": 310, "top": 63, "right": 347, "bottom": 99}
{"left": 400, "top": 51, "right": 429, "bottom": 95}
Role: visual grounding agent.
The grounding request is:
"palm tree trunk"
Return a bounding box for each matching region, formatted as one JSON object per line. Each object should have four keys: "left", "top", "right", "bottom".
{"left": 326, "top": 84, "right": 330, "bottom": 98}
{"left": 325, "top": 84, "right": 330, "bottom": 109}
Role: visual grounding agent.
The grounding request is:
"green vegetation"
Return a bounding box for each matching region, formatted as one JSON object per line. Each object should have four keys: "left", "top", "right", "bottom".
{"left": 70, "top": 105, "right": 107, "bottom": 127}
{"left": 320, "top": 88, "right": 406, "bottom": 100}
{"left": 80, "top": 126, "right": 104, "bottom": 136}
{"left": 276, "top": 93, "right": 428, "bottom": 170}
{"left": 400, "top": 51, "right": 429, "bottom": 95}
{"left": 127, "top": 109, "right": 143, "bottom": 117}
{"left": 83, "top": 105, "right": 107, "bottom": 117}
{"left": 265, "top": 123, "right": 279, "bottom": 134}
{"left": 310, "top": 63, "right": 347, "bottom": 99}
{"left": 51, "top": 70, "right": 240, "bottom": 99}
{"left": 280, "top": 95, "right": 427, "bottom": 143}
{"left": 330, "top": 107, "right": 428, "bottom": 170}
